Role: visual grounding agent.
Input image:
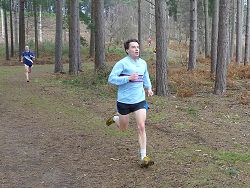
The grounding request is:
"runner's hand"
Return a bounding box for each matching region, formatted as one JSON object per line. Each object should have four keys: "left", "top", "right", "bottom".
{"left": 147, "top": 89, "right": 154, "bottom": 97}
{"left": 129, "top": 73, "right": 139, "bottom": 81}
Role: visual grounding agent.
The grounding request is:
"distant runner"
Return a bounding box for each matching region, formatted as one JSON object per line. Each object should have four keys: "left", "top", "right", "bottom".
{"left": 21, "top": 46, "right": 35, "bottom": 82}
{"left": 147, "top": 36, "right": 152, "bottom": 47}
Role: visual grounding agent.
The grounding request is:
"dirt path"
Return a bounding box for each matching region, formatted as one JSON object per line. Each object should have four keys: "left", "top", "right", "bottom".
{"left": 0, "top": 65, "right": 163, "bottom": 188}
{"left": 0, "top": 65, "right": 249, "bottom": 188}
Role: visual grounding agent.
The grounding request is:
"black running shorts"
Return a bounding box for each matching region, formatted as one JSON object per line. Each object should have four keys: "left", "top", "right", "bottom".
{"left": 116, "top": 100, "right": 148, "bottom": 115}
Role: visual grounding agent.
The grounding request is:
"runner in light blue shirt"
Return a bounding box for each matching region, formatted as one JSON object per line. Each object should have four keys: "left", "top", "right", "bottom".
{"left": 106, "top": 39, "right": 154, "bottom": 168}
{"left": 108, "top": 55, "right": 152, "bottom": 104}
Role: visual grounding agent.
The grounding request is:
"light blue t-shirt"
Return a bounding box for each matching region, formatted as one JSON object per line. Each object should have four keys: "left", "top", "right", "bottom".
{"left": 108, "top": 56, "right": 152, "bottom": 104}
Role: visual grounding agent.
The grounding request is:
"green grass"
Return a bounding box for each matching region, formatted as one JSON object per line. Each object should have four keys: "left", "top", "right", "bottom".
{"left": 0, "top": 66, "right": 23, "bottom": 80}
{"left": 0, "top": 67, "right": 11, "bottom": 77}
{"left": 173, "top": 122, "right": 193, "bottom": 130}
{"left": 62, "top": 78, "right": 81, "bottom": 85}
{"left": 167, "top": 144, "right": 249, "bottom": 187}
{"left": 103, "top": 126, "right": 134, "bottom": 137}
{"left": 17, "top": 89, "right": 104, "bottom": 133}
{"left": 38, "top": 41, "right": 70, "bottom": 57}
{"left": 107, "top": 46, "right": 126, "bottom": 57}
{"left": 34, "top": 62, "right": 115, "bottom": 101}
{"left": 150, "top": 111, "right": 167, "bottom": 123}
{"left": 215, "top": 151, "right": 250, "bottom": 164}
{"left": 0, "top": 44, "right": 6, "bottom": 57}
{"left": 0, "top": 65, "right": 105, "bottom": 133}
{"left": 187, "top": 107, "right": 199, "bottom": 118}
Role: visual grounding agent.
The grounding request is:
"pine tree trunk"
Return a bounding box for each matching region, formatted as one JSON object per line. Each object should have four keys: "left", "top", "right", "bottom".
{"left": 149, "top": 0, "right": 153, "bottom": 37}
{"left": 69, "top": 0, "right": 80, "bottom": 75}
{"left": 33, "top": 0, "right": 39, "bottom": 58}
{"left": 94, "top": 0, "right": 105, "bottom": 71}
{"left": 155, "top": 0, "right": 169, "bottom": 96}
{"left": 214, "top": 0, "right": 230, "bottom": 95}
{"left": 77, "top": 5, "right": 81, "bottom": 72}
{"left": 89, "top": 0, "right": 95, "bottom": 58}
{"left": 19, "top": 0, "right": 25, "bottom": 60}
{"left": 39, "top": 5, "right": 42, "bottom": 43}
{"left": 230, "top": 0, "right": 236, "bottom": 62}
{"left": 244, "top": 0, "right": 250, "bottom": 65}
{"left": 236, "top": 0, "right": 243, "bottom": 64}
{"left": 204, "top": 0, "right": 209, "bottom": 57}
{"left": 13, "top": 0, "right": 18, "bottom": 51}
{"left": 197, "top": 0, "right": 205, "bottom": 55}
{"left": 138, "top": 0, "right": 142, "bottom": 52}
{"left": 211, "top": 0, "right": 219, "bottom": 75}
{"left": 4, "top": 0, "right": 9, "bottom": 60}
{"left": 1, "top": 8, "right": 4, "bottom": 39}
{"left": 9, "top": 0, "right": 14, "bottom": 57}
{"left": 188, "top": 0, "right": 198, "bottom": 70}
{"left": 54, "top": 0, "right": 64, "bottom": 73}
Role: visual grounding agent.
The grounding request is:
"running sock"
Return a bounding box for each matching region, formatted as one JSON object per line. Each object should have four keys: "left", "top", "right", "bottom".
{"left": 112, "top": 116, "right": 119, "bottom": 122}
{"left": 140, "top": 148, "right": 146, "bottom": 160}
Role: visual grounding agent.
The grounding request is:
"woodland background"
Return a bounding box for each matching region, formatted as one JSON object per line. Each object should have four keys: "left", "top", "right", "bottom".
{"left": 0, "top": 0, "right": 249, "bottom": 187}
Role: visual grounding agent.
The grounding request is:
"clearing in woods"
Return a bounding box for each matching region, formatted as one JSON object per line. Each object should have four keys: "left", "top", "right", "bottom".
{"left": 0, "top": 61, "right": 249, "bottom": 187}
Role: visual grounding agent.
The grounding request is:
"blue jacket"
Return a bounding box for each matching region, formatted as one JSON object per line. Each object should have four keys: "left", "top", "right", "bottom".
{"left": 108, "top": 56, "right": 152, "bottom": 104}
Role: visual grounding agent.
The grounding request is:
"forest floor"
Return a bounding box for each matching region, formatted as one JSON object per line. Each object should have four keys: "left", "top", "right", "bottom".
{"left": 0, "top": 60, "right": 249, "bottom": 188}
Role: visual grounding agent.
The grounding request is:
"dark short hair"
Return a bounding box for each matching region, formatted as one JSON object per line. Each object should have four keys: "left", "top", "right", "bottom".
{"left": 124, "top": 39, "right": 140, "bottom": 54}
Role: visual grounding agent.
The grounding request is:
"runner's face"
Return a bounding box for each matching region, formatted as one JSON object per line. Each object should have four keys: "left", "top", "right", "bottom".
{"left": 126, "top": 42, "right": 140, "bottom": 59}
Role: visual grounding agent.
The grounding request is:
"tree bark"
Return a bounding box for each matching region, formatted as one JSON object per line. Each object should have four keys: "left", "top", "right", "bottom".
{"left": 149, "top": 0, "right": 153, "bottom": 37}
{"left": 236, "top": 0, "right": 243, "bottom": 64}
{"left": 54, "top": 0, "right": 64, "bottom": 73}
{"left": 89, "top": 0, "right": 95, "bottom": 58}
{"left": 34, "top": 0, "right": 39, "bottom": 58}
{"left": 13, "top": 0, "right": 18, "bottom": 51}
{"left": 138, "top": 0, "right": 142, "bottom": 52}
{"left": 211, "top": 0, "right": 219, "bottom": 75}
{"left": 94, "top": 0, "right": 105, "bottom": 71}
{"left": 77, "top": 3, "right": 81, "bottom": 72}
{"left": 230, "top": 0, "right": 236, "bottom": 62}
{"left": 244, "top": 0, "right": 250, "bottom": 65}
{"left": 9, "top": 0, "right": 14, "bottom": 57}
{"left": 204, "top": 0, "right": 209, "bottom": 57}
{"left": 4, "top": 0, "right": 9, "bottom": 60}
{"left": 39, "top": 5, "right": 42, "bottom": 43}
{"left": 155, "top": 0, "right": 169, "bottom": 96}
{"left": 1, "top": 8, "right": 4, "bottom": 39}
{"left": 188, "top": 0, "right": 198, "bottom": 70}
{"left": 214, "top": 0, "right": 230, "bottom": 95}
{"left": 69, "top": 0, "right": 80, "bottom": 75}
{"left": 19, "top": 0, "right": 25, "bottom": 61}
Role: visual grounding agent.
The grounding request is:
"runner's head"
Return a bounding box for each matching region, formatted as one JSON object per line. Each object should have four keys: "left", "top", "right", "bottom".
{"left": 124, "top": 39, "right": 140, "bottom": 59}
{"left": 25, "top": 46, "right": 29, "bottom": 51}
